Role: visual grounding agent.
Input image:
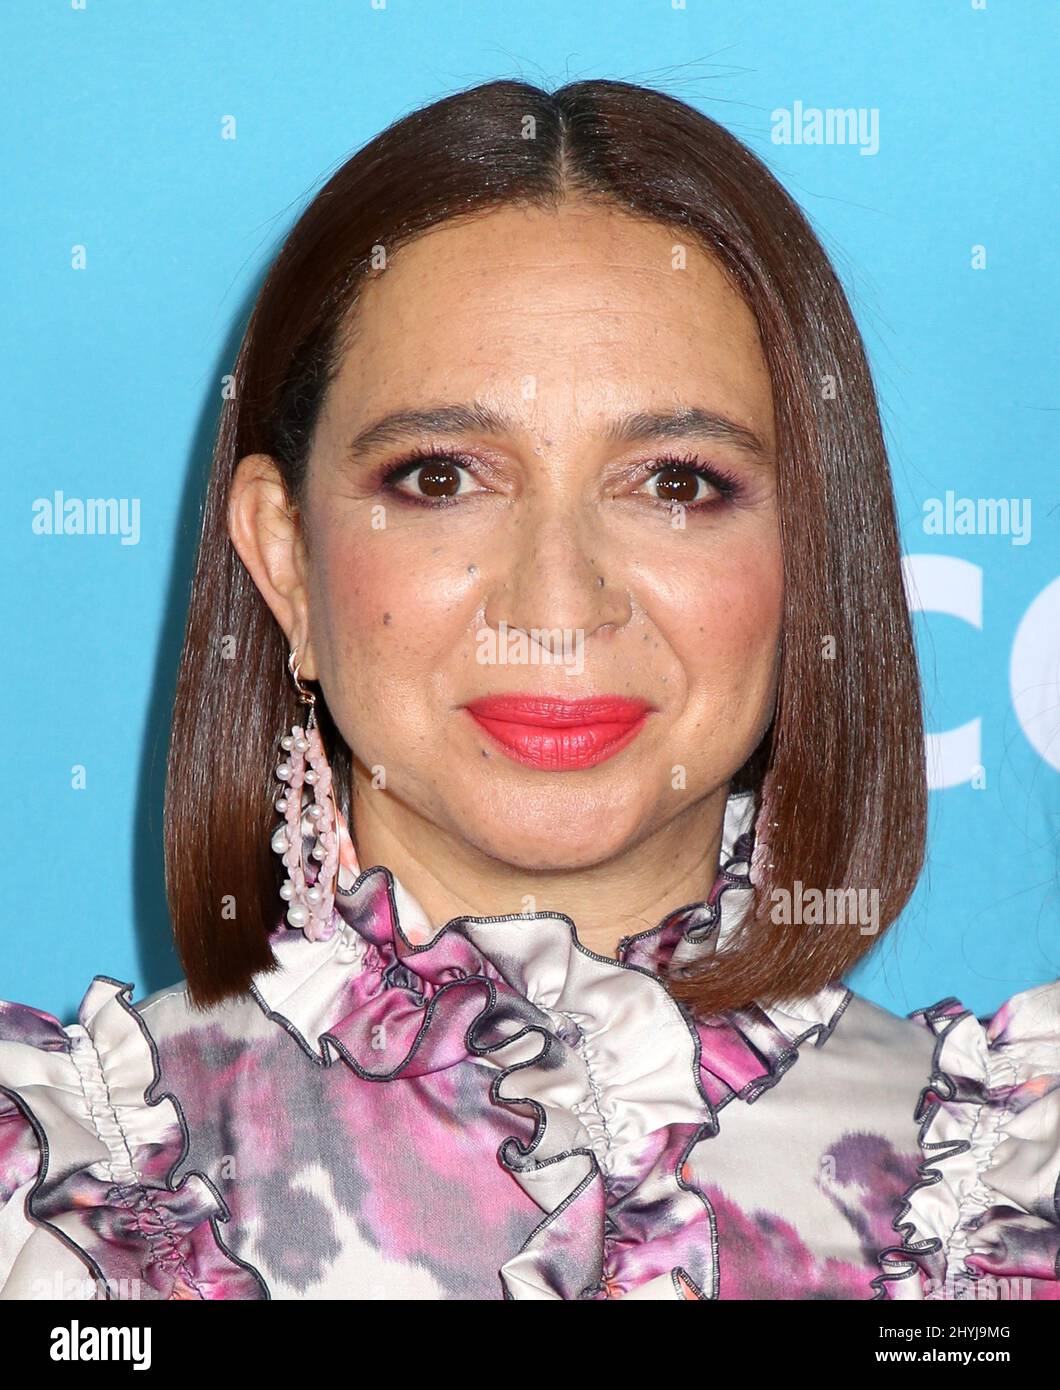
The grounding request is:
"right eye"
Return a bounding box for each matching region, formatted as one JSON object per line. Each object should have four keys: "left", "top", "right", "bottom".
{"left": 382, "top": 452, "right": 483, "bottom": 504}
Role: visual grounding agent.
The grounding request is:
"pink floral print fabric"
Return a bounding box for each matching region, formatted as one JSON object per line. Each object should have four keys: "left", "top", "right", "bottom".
{"left": 1, "top": 793, "right": 1057, "bottom": 1300}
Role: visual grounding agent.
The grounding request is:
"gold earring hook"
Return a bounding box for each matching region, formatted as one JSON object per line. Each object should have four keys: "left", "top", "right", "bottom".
{"left": 288, "top": 647, "right": 317, "bottom": 714}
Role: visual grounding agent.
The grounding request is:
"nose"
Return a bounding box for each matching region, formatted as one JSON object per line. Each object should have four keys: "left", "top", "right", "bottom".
{"left": 481, "top": 505, "right": 633, "bottom": 648}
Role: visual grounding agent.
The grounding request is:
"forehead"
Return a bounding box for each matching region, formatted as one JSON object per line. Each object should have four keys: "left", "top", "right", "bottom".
{"left": 330, "top": 201, "right": 774, "bottom": 441}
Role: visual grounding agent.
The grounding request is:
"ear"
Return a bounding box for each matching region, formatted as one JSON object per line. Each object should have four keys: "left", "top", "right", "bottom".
{"left": 228, "top": 454, "right": 319, "bottom": 679}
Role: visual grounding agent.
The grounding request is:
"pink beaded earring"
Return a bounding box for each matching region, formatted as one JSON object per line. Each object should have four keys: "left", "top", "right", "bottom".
{"left": 270, "top": 648, "right": 358, "bottom": 941}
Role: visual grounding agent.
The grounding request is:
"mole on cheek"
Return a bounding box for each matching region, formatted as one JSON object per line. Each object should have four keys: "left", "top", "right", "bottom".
{"left": 382, "top": 612, "right": 392, "bottom": 626}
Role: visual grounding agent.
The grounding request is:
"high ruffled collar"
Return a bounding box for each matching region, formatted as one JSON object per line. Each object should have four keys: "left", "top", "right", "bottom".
{"left": 248, "top": 787, "right": 849, "bottom": 1298}
{"left": 614, "top": 789, "right": 759, "bottom": 976}
{"left": 251, "top": 786, "right": 847, "bottom": 1080}
{"left": 327, "top": 787, "right": 760, "bottom": 984}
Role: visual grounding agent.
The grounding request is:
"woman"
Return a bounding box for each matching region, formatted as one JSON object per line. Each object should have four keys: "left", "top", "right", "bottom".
{"left": 1, "top": 78, "right": 1057, "bottom": 1303}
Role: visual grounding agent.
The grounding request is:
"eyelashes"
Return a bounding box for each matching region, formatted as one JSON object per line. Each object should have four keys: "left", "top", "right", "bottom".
{"left": 631, "top": 450, "right": 743, "bottom": 509}
{"left": 375, "top": 444, "right": 744, "bottom": 513}
{"left": 377, "top": 446, "right": 482, "bottom": 507}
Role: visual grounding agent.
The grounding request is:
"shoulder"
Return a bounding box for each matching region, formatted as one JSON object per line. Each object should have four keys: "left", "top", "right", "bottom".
{"left": 865, "top": 978, "right": 1060, "bottom": 1300}
{"left": 763, "top": 978, "right": 1060, "bottom": 1300}
{"left": 786, "top": 976, "right": 1060, "bottom": 1101}
{"left": 0, "top": 975, "right": 268, "bottom": 1301}
{"left": 762, "top": 985, "right": 938, "bottom": 1117}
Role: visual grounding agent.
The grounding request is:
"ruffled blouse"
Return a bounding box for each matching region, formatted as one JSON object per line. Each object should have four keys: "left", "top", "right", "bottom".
{"left": 1, "top": 791, "right": 1057, "bottom": 1301}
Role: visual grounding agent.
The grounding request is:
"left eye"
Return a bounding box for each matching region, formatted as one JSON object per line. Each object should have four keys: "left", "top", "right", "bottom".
{"left": 639, "top": 465, "right": 718, "bottom": 506}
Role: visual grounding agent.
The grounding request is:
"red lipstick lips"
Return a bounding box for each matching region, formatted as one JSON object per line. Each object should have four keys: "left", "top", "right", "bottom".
{"left": 463, "top": 694, "right": 654, "bottom": 771}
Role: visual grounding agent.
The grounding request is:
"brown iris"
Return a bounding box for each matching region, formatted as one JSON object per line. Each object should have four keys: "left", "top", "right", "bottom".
{"left": 414, "top": 462, "right": 462, "bottom": 497}
{"left": 651, "top": 465, "right": 700, "bottom": 504}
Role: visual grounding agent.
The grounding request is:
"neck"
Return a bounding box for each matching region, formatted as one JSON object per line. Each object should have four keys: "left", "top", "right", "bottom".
{"left": 347, "top": 767, "right": 731, "bottom": 960}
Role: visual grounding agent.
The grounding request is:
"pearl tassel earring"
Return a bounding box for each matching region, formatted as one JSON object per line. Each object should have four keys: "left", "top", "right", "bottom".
{"left": 270, "top": 648, "right": 341, "bottom": 941}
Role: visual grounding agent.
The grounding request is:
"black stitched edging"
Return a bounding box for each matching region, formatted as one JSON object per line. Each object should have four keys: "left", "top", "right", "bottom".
{"left": 733, "top": 984, "right": 854, "bottom": 1105}
{"left": 253, "top": 862, "right": 846, "bottom": 1300}
{"left": 0, "top": 1081, "right": 111, "bottom": 1297}
{"left": 669, "top": 1119, "right": 722, "bottom": 1300}
{"left": 257, "top": 900, "right": 726, "bottom": 1299}
{"left": 664, "top": 869, "right": 754, "bottom": 976}
{"left": 105, "top": 978, "right": 272, "bottom": 1300}
{"left": 869, "top": 997, "right": 975, "bottom": 1301}
{"left": 3, "top": 975, "right": 271, "bottom": 1302}
{"left": 109, "top": 977, "right": 271, "bottom": 1299}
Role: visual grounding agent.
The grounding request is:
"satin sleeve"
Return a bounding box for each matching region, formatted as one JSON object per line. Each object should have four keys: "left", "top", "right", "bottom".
{"left": 875, "top": 980, "right": 1060, "bottom": 1301}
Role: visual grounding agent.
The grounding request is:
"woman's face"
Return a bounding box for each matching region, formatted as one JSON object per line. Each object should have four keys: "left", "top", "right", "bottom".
{"left": 246, "top": 201, "right": 783, "bottom": 871}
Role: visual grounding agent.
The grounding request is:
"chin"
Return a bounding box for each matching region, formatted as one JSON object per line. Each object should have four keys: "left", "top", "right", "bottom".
{"left": 455, "top": 800, "right": 649, "bottom": 872}
{"left": 478, "top": 836, "right": 631, "bottom": 874}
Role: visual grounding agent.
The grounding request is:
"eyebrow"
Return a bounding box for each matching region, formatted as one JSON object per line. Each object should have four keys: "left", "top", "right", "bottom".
{"left": 347, "top": 402, "right": 771, "bottom": 462}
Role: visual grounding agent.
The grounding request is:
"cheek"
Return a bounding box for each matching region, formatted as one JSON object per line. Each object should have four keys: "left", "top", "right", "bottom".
{"left": 307, "top": 526, "right": 471, "bottom": 694}
{"left": 664, "top": 533, "right": 784, "bottom": 694}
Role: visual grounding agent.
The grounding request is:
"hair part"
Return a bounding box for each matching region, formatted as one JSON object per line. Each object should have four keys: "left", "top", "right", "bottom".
{"left": 164, "top": 77, "right": 926, "bottom": 1016}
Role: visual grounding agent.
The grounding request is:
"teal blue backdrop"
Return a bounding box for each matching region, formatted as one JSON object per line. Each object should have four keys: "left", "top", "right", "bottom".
{"left": 3, "top": 0, "right": 1057, "bottom": 1022}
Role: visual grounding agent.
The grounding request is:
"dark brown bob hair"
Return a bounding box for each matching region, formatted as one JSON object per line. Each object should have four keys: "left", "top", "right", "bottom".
{"left": 164, "top": 77, "right": 926, "bottom": 1017}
